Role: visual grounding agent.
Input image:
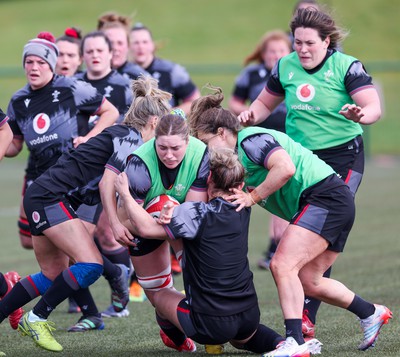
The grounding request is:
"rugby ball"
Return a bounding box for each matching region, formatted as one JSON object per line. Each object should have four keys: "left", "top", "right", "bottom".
{"left": 145, "top": 194, "right": 180, "bottom": 219}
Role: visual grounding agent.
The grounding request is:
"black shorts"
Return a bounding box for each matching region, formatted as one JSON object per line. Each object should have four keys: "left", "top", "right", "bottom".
{"left": 313, "top": 135, "right": 364, "bottom": 196}
{"left": 128, "top": 236, "right": 164, "bottom": 256}
{"left": 24, "top": 182, "right": 101, "bottom": 236}
{"left": 177, "top": 299, "right": 260, "bottom": 344}
{"left": 291, "top": 174, "right": 355, "bottom": 252}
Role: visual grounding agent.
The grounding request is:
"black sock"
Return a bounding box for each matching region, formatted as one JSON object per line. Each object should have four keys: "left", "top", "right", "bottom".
{"left": 285, "top": 319, "right": 303, "bottom": 345}
{"left": 241, "top": 324, "right": 284, "bottom": 353}
{"left": 267, "top": 238, "right": 277, "bottom": 258}
{"left": 33, "top": 270, "right": 79, "bottom": 319}
{"left": 102, "top": 255, "right": 121, "bottom": 281}
{"left": 0, "top": 281, "right": 33, "bottom": 322}
{"left": 156, "top": 312, "right": 186, "bottom": 346}
{"left": 102, "top": 247, "right": 130, "bottom": 268}
{"left": 71, "top": 288, "right": 100, "bottom": 317}
{"left": 303, "top": 266, "right": 332, "bottom": 324}
{"left": 347, "top": 295, "right": 375, "bottom": 319}
{"left": 0, "top": 273, "right": 7, "bottom": 297}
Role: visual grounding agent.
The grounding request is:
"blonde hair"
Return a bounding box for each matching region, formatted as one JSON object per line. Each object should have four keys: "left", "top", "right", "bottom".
{"left": 123, "top": 75, "right": 172, "bottom": 131}
{"left": 244, "top": 30, "right": 291, "bottom": 66}
{"left": 209, "top": 148, "right": 244, "bottom": 192}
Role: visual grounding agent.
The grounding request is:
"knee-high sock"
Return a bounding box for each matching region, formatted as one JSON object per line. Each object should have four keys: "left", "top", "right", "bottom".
{"left": 242, "top": 324, "right": 284, "bottom": 353}
{"left": 156, "top": 312, "right": 186, "bottom": 346}
{"left": 71, "top": 288, "right": 100, "bottom": 317}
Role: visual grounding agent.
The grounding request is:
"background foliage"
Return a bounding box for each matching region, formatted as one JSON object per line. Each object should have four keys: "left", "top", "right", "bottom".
{"left": 0, "top": 0, "right": 399, "bottom": 154}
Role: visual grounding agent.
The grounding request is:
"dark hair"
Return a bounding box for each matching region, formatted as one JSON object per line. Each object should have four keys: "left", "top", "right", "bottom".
{"left": 292, "top": 0, "right": 320, "bottom": 15}
{"left": 209, "top": 148, "right": 244, "bottom": 192}
{"left": 123, "top": 75, "right": 171, "bottom": 130}
{"left": 290, "top": 8, "right": 347, "bottom": 49}
{"left": 81, "top": 31, "right": 112, "bottom": 54}
{"left": 56, "top": 27, "right": 82, "bottom": 55}
{"left": 189, "top": 85, "right": 240, "bottom": 138}
{"left": 155, "top": 114, "right": 189, "bottom": 141}
{"left": 130, "top": 22, "right": 153, "bottom": 39}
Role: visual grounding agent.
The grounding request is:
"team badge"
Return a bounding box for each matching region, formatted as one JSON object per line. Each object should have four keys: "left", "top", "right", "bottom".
{"left": 32, "top": 113, "right": 50, "bottom": 134}
{"left": 296, "top": 83, "right": 315, "bottom": 103}
{"left": 32, "top": 211, "right": 41, "bottom": 223}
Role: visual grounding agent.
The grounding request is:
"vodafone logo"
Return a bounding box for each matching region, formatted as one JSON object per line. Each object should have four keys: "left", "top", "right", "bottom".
{"left": 296, "top": 84, "right": 315, "bottom": 103}
{"left": 33, "top": 113, "right": 50, "bottom": 134}
{"left": 32, "top": 211, "right": 41, "bottom": 223}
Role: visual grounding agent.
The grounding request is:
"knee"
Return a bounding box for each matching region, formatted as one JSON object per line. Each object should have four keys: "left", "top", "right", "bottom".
{"left": 69, "top": 262, "right": 103, "bottom": 288}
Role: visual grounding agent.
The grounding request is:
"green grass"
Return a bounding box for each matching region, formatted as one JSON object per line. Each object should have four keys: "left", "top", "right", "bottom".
{"left": 1, "top": 158, "right": 399, "bottom": 356}
{"left": 0, "top": 0, "right": 400, "bottom": 154}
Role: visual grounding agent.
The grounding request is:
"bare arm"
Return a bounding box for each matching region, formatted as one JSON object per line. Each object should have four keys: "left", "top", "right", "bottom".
{"left": 339, "top": 87, "right": 381, "bottom": 125}
{"left": 0, "top": 123, "right": 13, "bottom": 160}
{"left": 73, "top": 99, "right": 119, "bottom": 147}
{"left": 228, "top": 96, "right": 249, "bottom": 116}
{"left": 99, "top": 168, "right": 134, "bottom": 244}
{"left": 5, "top": 137, "right": 23, "bottom": 158}
{"left": 229, "top": 149, "right": 295, "bottom": 211}
{"left": 238, "top": 88, "right": 283, "bottom": 126}
{"left": 115, "top": 172, "right": 169, "bottom": 239}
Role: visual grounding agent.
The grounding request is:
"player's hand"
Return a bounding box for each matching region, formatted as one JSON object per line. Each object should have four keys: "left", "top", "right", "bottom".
{"left": 157, "top": 201, "right": 174, "bottom": 225}
{"left": 339, "top": 104, "right": 365, "bottom": 123}
{"left": 114, "top": 172, "right": 130, "bottom": 199}
{"left": 73, "top": 135, "right": 89, "bottom": 147}
{"left": 237, "top": 110, "right": 255, "bottom": 126}
{"left": 111, "top": 221, "right": 136, "bottom": 247}
{"left": 227, "top": 188, "right": 255, "bottom": 211}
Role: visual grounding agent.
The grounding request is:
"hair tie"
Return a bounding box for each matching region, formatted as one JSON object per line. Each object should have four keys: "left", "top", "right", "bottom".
{"left": 65, "top": 27, "right": 79, "bottom": 39}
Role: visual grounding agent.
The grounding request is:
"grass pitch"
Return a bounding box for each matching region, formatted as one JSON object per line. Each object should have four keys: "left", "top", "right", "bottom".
{"left": 0, "top": 157, "right": 399, "bottom": 356}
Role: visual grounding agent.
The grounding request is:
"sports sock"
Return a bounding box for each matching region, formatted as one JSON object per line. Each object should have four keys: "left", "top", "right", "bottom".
{"left": 102, "top": 247, "right": 130, "bottom": 268}
{"left": 71, "top": 288, "right": 100, "bottom": 317}
{"left": 0, "top": 280, "right": 34, "bottom": 322}
{"left": 242, "top": 324, "right": 285, "bottom": 353}
{"left": 102, "top": 255, "right": 121, "bottom": 280}
{"left": 156, "top": 312, "right": 186, "bottom": 346}
{"left": 266, "top": 238, "right": 277, "bottom": 259}
{"left": 347, "top": 295, "right": 375, "bottom": 319}
{"left": 0, "top": 273, "right": 7, "bottom": 297}
{"left": 33, "top": 270, "right": 80, "bottom": 319}
{"left": 285, "top": 319, "right": 304, "bottom": 345}
{"left": 303, "top": 266, "right": 332, "bottom": 324}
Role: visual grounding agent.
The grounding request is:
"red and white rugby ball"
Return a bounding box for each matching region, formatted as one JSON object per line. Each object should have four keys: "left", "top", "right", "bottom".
{"left": 145, "top": 194, "right": 180, "bottom": 219}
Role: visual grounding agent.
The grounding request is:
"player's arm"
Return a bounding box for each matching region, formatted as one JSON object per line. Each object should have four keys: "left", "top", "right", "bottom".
{"left": 115, "top": 172, "right": 169, "bottom": 239}
{"left": 5, "top": 137, "right": 23, "bottom": 157}
{"left": 73, "top": 99, "right": 119, "bottom": 147}
{"left": 99, "top": 168, "right": 134, "bottom": 244}
{"left": 0, "top": 122, "right": 13, "bottom": 160}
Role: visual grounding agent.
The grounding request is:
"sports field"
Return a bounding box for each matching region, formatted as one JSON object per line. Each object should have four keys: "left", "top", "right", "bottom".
{"left": 0, "top": 158, "right": 399, "bottom": 356}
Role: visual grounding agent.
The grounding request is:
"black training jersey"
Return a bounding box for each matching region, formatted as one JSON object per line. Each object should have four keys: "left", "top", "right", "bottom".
{"left": 164, "top": 198, "right": 258, "bottom": 316}
{"left": 117, "top": 61, "right": 147, "bottom": 80}
{"left": 35, "top": 125, "right": 143, "bottom": 207}
{"left": 232, "top": 63, "right": 287, "bottom": 132}
{"left": 145, "top": 57, "right": 197, "bottom": 107}
{"left": 7, "top": 74, "right": 105, "bottom": 180}
{"left": 75, "top": 70, "right": 132, "bottom": 123}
